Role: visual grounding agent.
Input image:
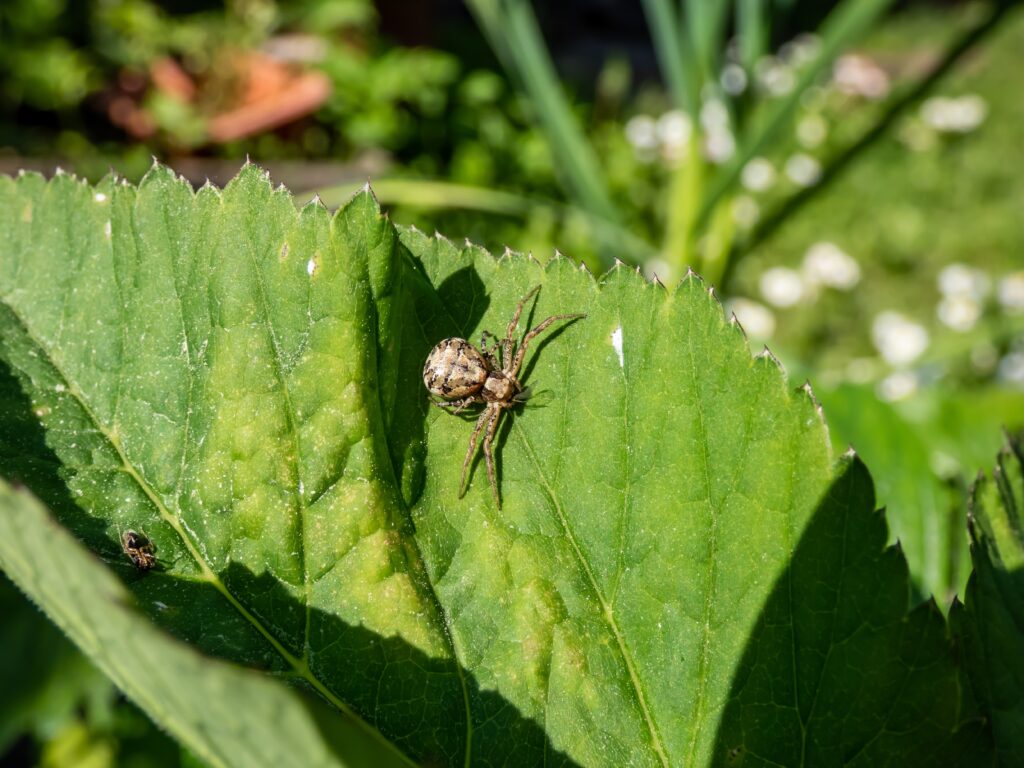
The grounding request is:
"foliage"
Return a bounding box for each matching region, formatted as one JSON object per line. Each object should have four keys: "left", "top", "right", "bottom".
{"left": 952, "top": 432, "right": 1024, "bottom": 766}
{"left": 314, "top": 0, "right": 1018, "bottom": 288}
{"left": 0, "top": 0, "right": 458, "bottom": 171}
{"left": 0, "top": 164, "right": 1018, "bottom": 766}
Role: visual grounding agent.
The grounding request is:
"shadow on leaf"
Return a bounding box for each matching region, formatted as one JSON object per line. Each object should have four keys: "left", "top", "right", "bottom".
{"left": 711, "top": 456, "right": 991, "bottom": 766}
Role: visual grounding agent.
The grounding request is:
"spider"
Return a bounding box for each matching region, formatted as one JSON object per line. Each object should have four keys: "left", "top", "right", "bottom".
{"left": 422, "top": 285, "right": 585, "bottom": 508}
{"left": 121, "top": 529, "right": 156, "bottom": 571}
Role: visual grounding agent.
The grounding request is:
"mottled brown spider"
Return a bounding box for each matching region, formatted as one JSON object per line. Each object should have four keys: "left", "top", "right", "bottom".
{"left": 423, "top": 285, "right": 585, "bottom": 508}
{"left": 121, "top": 529, "right": 156, "bottom": 571}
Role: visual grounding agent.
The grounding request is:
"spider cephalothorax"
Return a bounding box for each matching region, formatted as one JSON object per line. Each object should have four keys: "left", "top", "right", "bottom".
{"left": 423, "top": 285, "right": 585, "bottom": 508}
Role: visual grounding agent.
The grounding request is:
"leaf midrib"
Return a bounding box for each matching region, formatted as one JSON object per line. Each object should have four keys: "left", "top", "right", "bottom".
{"left": 514, "top": 424, "right": 670, "bottom": 766}
{"left": 0, "top": 296, "right": 416, "bottom": 768}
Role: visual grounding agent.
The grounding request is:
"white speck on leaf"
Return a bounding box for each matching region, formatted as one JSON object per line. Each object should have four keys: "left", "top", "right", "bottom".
{"left": 54, "top": 384, "right": 65, "bottom": 393}
{"left": 94, "top": 192, "right": 107, "bottom": 203}
{"left": 611, "top": 326, "right": 624, "bottom": 368}
{"left": 307, "top": 258, "right": 316, "bottom": 276}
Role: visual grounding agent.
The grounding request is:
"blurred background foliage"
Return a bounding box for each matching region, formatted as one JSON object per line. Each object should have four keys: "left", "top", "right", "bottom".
{"left": 2, "top": 0, "right": 1024, "bottom": 764}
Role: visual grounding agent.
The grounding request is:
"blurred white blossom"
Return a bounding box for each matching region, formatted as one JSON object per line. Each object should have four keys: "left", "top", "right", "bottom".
{"left": 877, "top": 371, "right": 919, "bottom": 402}
{"left": 741, "top": 157, "right": 776, "bottom": 192}
{"left": 727, "top": 297, "right": 776, "bottom": 339}
{"left": 642, "top": 258, "right": 672, "bottom": 282}
{"left": 759, "top": 267, "right": 805, "bottom": 308}
{"left": 657, "top": 110, "right": 693, "bottom": 158}
{"left": 971, "top": 343, "right": 999, "bottom": 373}
{"left": 938, "top": 263, "right": 990, "bottom": 300}
{"left": 997, "top": 272, "right": 1024, "bottom": 314}
{"left": 732, "top": 195, "right": 760, "bottom": 229}
{"left": 872, "top": 311, "right": 929, "bottom": 366}
{"left": 780, "top": 34, "right": 822, "bottom": 68}
{"left": 700, "top": 98, "right": 735, "bottom": 163}
{"left": 625, "top": 114, "right": 658, "bottom": 153}
{"left": 720, "top": 63, "right": 748, "bottom": 96}
{"left": 755, "top": 55, "right": 795, "bottom": 96}
{"left": 937, "top": 295, "right": 982, "bottom": 332}
{"left": 802, "top": 242, "right": 861, "bottom": 290}
{"left": 785, "top": 153, "right": 822, "bottom": 186}
{"left": 998, "top": 352, "right": 1024, "bottom": 386}
{"left": 920, "top": 95, "right": 987, "bottom": 134}
{"left": 833, "top": 54, "right": 890, "bottom": 100}
{"left": 796, "top": 113, "right": 828, "bottom": 149}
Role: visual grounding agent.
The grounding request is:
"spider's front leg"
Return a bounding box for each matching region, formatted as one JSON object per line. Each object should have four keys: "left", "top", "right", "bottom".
{"left": 480, "top": 330, "right": 502, "bottom": 369}
{"left": 503, "top": 285, "right": 542, "bottom": 364}
{"left": 459, "top": 407, "right": 492, "bottom": 498}
{"left": 510, "top": 312, "right": 587, "bottom": 376}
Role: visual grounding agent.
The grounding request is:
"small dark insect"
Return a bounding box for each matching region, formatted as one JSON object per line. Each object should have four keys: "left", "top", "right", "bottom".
{"left": 121, "top": 529, "right": 156, "bottom": 571}
{"left": 423, "top": 284, "right": 585, "bottom": 508}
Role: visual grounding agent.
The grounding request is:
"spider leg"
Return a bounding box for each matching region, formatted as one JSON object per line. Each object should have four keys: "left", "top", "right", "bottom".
{"left": 510, "top": 313, "right": 587, "bottom": 377}
{"left": 432, "top": 396, "right": 479, "bottom": 414}
{"left": 459, "top": 408, "right": 492, "bottom": 498}
{"left": 482, "top": 406, "right": 503, "bottom": 508}
{"left": 504, "top": 284, "right": 542, "bottom": 366}
{"left": 481, "top": 330, "right": 502, "bottom": 368}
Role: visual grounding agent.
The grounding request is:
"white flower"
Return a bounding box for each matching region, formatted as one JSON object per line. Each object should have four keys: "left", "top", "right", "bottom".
{"left": 700, "top": 98, "right": 730, "bottom": 130}
{"left": 741, "top": 157, "right": 776, "bottom": 192}
{"left": 755, "top": 56, "right": 795, "bottom": 96}
{"left": 971, "top": 343, "right": 998, "bottom": 373}
{"left": 625, "top": 114, "right": 658, "bottom": 151}
{"left": 642, "top": 258, "right": 672, "bottom": 282}
{"left": 998, "top": 352, "right": 1024, "bottom": 386}
{"left": 796, "top": 114, "right": 828, "bottom": 148}
{"left": 785, "top": 153, "right": 822, "bottom": 187}
{"left": 727, "top": 298, "right": 776, "bottom": 339}
{"left": 872, "top": 311, "right": 930, "bottom": 366}
{"left": 833, "top": 54, "right": 890, "bottom": 100}
{"left": 937, "top": 263, "right": 990, "bottom": 300}
{"left": 720, "top": 63, "right": 748, "bottom": 96}
{"left": 997, "top": 272, "right": 1024, "bottom": 314}
{"left": 759, "top": 267, "right": 805, "bottom": 308}
{"left": 802, "top": 242, "right": 861, "bottom": 290}
{"left": 705, "top": 129, "right": 735, "bottom": 163}
{"left": 920, "top": 95, "right": 987, "bottom": 133}
{"left": 657, "top": 110, "right": 693, "bottom": 150}
{"left": 937, "top": 295, "right": 981, "bottom": 332}
{"left": 877, "top": 371, "right": 919, "bottom": 402}
{"left": 780, "top": 34, "right": 822, "bottom": 68}
{"left": 732, "top": 195, "right": 760, "bottom": 229}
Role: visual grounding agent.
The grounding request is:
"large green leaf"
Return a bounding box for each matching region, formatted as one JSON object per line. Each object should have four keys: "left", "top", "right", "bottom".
{"left": 0, "top": 481, "right": 409, "bottom": 768}
{"left": 0, "top": 165, "right": 991, "bottom": 765}
{"left": 952, "top": 433, "right": 1024, "bottom": 764}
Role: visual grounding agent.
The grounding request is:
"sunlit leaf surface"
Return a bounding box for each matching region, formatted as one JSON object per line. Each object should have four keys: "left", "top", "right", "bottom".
{"left": 0, "top": 166, "right": 993, "bottom": 766}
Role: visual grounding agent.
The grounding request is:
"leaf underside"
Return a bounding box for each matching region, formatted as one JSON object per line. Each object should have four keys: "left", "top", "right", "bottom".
{"left": 0, "top": 166, "right": 992, "bottom": 766}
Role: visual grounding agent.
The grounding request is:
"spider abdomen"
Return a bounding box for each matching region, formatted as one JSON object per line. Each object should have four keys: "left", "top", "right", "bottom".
{"left": 423, "top": 337, "right": 489, "bottom": 398}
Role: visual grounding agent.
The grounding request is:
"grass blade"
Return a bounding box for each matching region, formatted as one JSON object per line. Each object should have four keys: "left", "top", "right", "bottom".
{"left": 642, "top": 0, "right": 697, "bottom": 112}
{"left": 464, "top": 0, "right": 618, "bottom": 222}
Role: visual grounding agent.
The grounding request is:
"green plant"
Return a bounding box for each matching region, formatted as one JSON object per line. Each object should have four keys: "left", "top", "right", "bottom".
{"left": 313, "top": 0, "right": 1018, "bottom": 289}
{"left": 0, "top": 164, "right": 1020, "bottom": 766}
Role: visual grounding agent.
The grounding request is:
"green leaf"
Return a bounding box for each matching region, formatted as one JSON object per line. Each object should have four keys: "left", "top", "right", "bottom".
{"left": 0, "top": 165, "right": 988, "bottom": 765}
{"left": 817, "top": 384, "right": 966, "bottom": 603}
{"left": 0, "top": 481, "right": 409, "bottom": 768}
{"left": 952, "top": 433, "right": 1024, "bottom": 764}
